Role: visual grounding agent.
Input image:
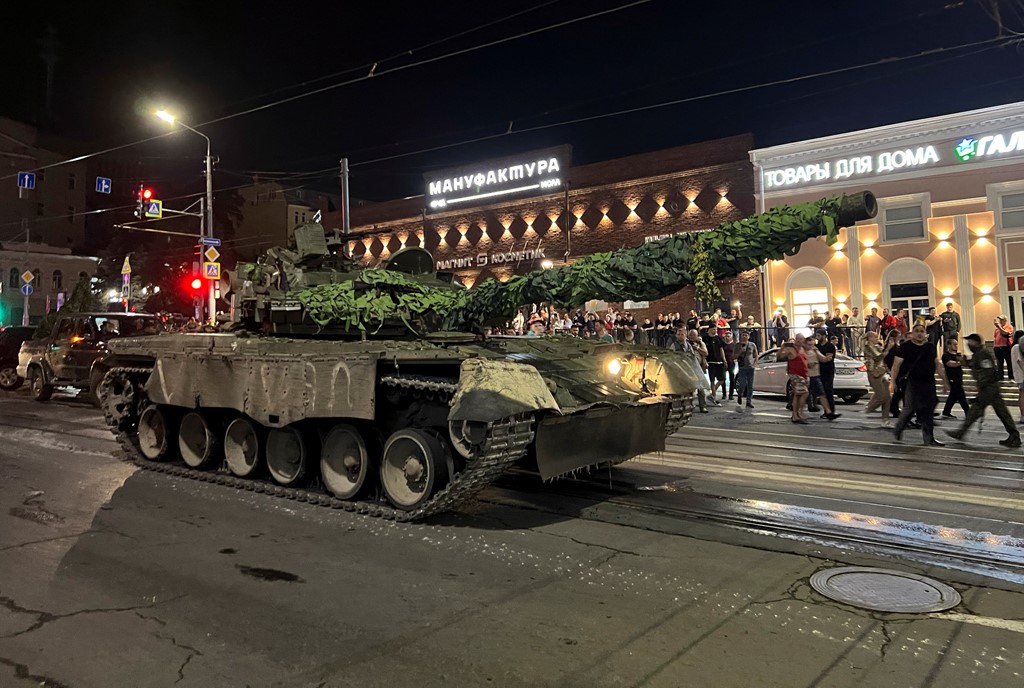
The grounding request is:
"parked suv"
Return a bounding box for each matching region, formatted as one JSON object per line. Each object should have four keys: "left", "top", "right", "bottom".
{"left": 18, "top": 313, "right": 162, "bottom": 402}
{"left": 0, "top": 326, "right": 36, "bottom": 391}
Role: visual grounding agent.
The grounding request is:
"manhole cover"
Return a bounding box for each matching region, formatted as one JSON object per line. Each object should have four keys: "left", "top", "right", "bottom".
{"left": 809, "top": 567, "right": 961, "bottom": 613}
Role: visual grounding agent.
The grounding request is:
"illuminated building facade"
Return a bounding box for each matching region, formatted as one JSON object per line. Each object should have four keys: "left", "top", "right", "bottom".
{"left": 750, "top": 102, "right": 1024, "bottom": 337}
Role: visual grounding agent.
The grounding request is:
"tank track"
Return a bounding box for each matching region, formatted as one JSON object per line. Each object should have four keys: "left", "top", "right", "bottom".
{"left": 99, "top": 366, "right": 534, "bottom": 522}
{"left": 663, "top": 394, "right": 694, "bottom": 437}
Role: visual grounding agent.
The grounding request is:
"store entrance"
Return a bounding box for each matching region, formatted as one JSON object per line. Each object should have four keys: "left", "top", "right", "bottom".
{"left": 889, "top": 282, "right": 931, "bottom": 325}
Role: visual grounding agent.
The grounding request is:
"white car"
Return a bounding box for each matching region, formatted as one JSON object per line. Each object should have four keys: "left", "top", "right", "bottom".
{"left": 752, "top": 347, "right": 869, "bottom": 403}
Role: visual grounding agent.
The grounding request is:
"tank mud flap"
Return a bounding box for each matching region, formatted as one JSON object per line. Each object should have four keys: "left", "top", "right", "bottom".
{"left": 534, "top": 403, "right": 666, "bottom": 480}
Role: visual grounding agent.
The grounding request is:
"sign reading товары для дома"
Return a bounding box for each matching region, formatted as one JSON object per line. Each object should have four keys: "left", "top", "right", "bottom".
{"left": 424, "top": 145, "right": 571, "bottom": 213}
{"left": 762, "top": 127, "right": 1024, "bottom": 190}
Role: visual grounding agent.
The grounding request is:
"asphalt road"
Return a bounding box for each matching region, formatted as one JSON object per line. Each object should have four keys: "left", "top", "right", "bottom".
{"left": 1, "top": 388, "right": 1023, "bottom": 687}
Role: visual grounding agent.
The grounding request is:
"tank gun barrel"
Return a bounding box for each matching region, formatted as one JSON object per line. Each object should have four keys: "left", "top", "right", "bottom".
{"left": 290, "top": 192, "right": 876, "bottom": 333}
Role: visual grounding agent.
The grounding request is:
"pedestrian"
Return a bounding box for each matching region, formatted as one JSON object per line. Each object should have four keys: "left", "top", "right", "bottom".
{"left": 862, "top": 331, "right": 892, "bottom": 427}
{"left": 679, "top": 329, "right": 709, "bottom": 413}
{"left": 739, "top": 314, "right": 763, "bottom": 350}
{"left": 735, "top": 329, "right": 758, "bottom": 410}
{"left": 945, "top": 333, "right": 1021, "bottom": 448}
{"left": 924, "top": 306, "right": 942, "bottom": 350}
{"left": 705, "top": 328, "right": 727, "bottom": 405}
{"left": 807, "top": 309, "right": 825, "bottom": 332}
{"left": 804, "top": 335, "right": 840, "bottom": 420}
{"left": 594, "top": 321, "right": 614, "bottom": 343}
{"left": 847, "top": 306, "right": 864, "bottom": 357}
{"left": 777, "top": 335, "right": 810, "bottom": 424}
{"left": 890, "top": 323, "right": 949, "bottom": 446}
{"left": 894, "top": 308, "right": 909, "bottom": 336}
{"left": 940, "top": 302, "right": 961, "bottom": 349}
{"left": 816, "top": 330, "right": 838, "bottom": 413}
{"left": 865, "top": 307, "right": 881, "bottom": 336}
{"left": 883, "top": 330, "right": 905, "bottom": 418}
{"left": 770, "top": 309, "right": 789, "bottom": 347}
{"left": 722, "top": 331, "right": 737, "bottom": 400}
{"left": 727, "top": 306, "right": 742, "bottom": 341}
{"left": 880, "top": 308, "right": 897, "bottom": 339}
{"left": 993, "top": 315, "right": 1015, "bottom": 380}
{"left": 1013, "top": 331, "right": 1024, "bottom": 424}
{"left": 940, "top": 338, "right": 970, "bottom": 419}
{"left": 826, "top": 308, "right": 843, "bottom": 351}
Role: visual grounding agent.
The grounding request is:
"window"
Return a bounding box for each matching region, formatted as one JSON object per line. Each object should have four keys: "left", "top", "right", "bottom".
{"left": 791, "top": 287, "right": 830, "bottom": 334}
{"left": 883, "top": 204, "right": 925, "bottom": 241}
{"left": 889, "top": 282, "right": 930, "bottom": 322}
{"left": 36, "top": 203, "right": 44, "bottom": 217}
{"left": 67, "top": 206, "right": 75, "bottom": 223}
{"left": 55, "top": 318, "right": 75, "bottom": 340}
{"left": 68, "top": 173, "right": 76, "bottom": 190}
{"left": 999, "top": 191, "right": 1024, "bottom": 230}
{"left": 36, "top": 170, "right": 45, "bottom": 183}
{"left": 8, "top": 268, "right": 19, "bottom": 288}
{"left": 52, "top": 270, "right": 62, "bottom": 291}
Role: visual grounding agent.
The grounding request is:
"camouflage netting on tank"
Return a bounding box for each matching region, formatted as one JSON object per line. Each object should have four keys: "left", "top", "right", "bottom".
{"left": 297, "top": 194, "right": 861, "bottom": 332}
{"left": 34, "top": 276, "right": 99, "bottom": 338}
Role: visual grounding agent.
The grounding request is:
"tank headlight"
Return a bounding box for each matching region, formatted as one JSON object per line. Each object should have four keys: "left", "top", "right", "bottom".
{"left": 607, "top": 358, "right": 623, "bottom": 376}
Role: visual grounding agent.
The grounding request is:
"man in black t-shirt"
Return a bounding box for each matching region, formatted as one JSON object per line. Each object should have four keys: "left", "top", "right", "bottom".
{"left": 890, "top": 323, "right": 949, "bottom": 446}
{"left": 686, "top": 310, "right": 699, "bottom": 332}
{"left": 705, "top": 332, "right": 727, "bottom": 405}
{"left": 816, "top": 330, "right": 837, "bottom": 414}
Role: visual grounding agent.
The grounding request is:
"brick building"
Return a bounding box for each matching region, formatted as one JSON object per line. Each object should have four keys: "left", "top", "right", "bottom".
{"left": 326, "top": 134, "right": 759, "bottom": 322}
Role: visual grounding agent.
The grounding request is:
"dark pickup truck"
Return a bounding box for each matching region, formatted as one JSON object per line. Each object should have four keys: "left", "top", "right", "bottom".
{"left": 18, "top": 312, "right": 163, "bottom": 402}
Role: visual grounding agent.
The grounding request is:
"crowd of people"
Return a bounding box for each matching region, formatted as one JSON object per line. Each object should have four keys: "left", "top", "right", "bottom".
{"left": 503, "top": 300, "right": 1024, "bottom": 451}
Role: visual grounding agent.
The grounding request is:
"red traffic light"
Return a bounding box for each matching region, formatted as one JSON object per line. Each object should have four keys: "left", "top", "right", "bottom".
{"left": 141, "top": 188, "right": 154, "bottom": 200}
{"left": 191, "top": 278, "right": 202, "bottom": 290}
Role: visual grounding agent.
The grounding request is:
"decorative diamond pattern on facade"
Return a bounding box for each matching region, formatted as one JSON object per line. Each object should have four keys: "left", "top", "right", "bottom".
{"left": 370, "top": 237, "right": 384, "bottom": 256}
{"left": 634, "top": 195, "right": 661, "bottom": 223}
{"left": 532, "top": 214, "right": 552, "bottom": 237}
{"left": 485, "top": 220, "right": 504, "bottom": 243}
{"left": 664, "top": 191, "right": 689, "bottom": 217}
{"left": 405, "top": 232, "right": 421, "bottom": 247}
{"left": 351, "top": 241, "right": 366, "bottom": 257}
{"left": 580, "top": 206, "right": 604, "bottom": 230}
{"left": 465, "top": 223, "right": 483, "bottom": 245}
{"left": 386, "top": 235, "right": 402, "bottom": 254}
{"left": 606, "top": 200, "right": 631, "bottom": 226}
{"left": 443, "top": 227, "right": 461, "bottom": 247}
{"left": 508, "top": 216, "right": 528, "bottom": 241}
{"left": 694, "top": 187, "right": 721, "bottom": 213}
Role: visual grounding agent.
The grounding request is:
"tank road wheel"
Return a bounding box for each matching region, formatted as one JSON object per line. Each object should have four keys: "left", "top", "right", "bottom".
{"left": 266, "top": 426, "right": 314, "bottom": 486}
{"left": 321, "top": 424, "right": 375, "bottom": 500}
{"left": 224, "top": 417, "right": 265, "bottom": 478}
{"left": 178, "top": 411, "right": 222, "bottom": 469}
{"left": 380, "top": 429, "right": 450, "bottom": 511}
{"left": 137, "top": 405, "right": 178, "bottom": 461}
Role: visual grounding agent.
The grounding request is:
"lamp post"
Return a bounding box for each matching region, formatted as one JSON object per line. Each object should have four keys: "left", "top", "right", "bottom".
{"left": 156, "top": 110, "right": 216, "bottom": 325}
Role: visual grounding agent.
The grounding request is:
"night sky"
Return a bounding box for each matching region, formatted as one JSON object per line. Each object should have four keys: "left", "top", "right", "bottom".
{"left": 4, "top": 0, "right": 1024, "bottom": 201}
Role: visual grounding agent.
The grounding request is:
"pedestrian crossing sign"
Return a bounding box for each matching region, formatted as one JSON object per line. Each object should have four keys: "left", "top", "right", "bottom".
{"left": 203, "top": 262, "right": 221, "bottom": 280}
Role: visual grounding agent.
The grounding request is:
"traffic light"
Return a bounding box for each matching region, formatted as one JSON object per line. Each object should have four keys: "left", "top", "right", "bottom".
{"left": 134, "top": 186, "right": 155, "bottom": 218}
{"left": 191, "top": 278, "right": 202, "bottom": 290}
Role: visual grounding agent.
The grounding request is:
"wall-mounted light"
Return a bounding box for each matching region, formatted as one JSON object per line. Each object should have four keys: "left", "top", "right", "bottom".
{"left": 540, "top": 259, "right": 554, "bottom": 270}
{"left": 863, "top": 247, "right": 875, "bottom": 256}
{"left": 976, "top": 237, "right": 990, "bottom": 246}
{"left": 942, "top": 289, "right": 954, "bottom": 297}
{"left": 939, "top": 240, "right": 950, "bottom": 248}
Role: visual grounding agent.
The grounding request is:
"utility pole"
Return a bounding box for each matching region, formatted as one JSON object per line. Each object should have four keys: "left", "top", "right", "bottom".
{"left": 22, "top": 218, "right": 29, "bottom": 326}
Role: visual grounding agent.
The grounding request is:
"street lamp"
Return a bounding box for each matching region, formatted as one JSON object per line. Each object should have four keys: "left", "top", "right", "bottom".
{"left": 155, "top": 109, "right": 216, "bottom": 325}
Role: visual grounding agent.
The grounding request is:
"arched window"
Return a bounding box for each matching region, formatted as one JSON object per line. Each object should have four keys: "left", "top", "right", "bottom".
{"left": 8, "top": 268, "right": 18, "bottom": 288}
{"left": 52, "top": 270, "right": 63, "bottom": 291}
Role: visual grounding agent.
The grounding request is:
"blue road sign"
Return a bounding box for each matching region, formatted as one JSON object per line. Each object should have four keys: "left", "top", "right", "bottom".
{"left": 95, "top": 177, "right": 112, "bottom": 194}
{"left": 200, "top": 237, "right": 221, "bottom": 246}
{"left": 144, "top": 200, "right": 162, "bottom": 218}
{"left": 17, "top": 172, "right": 36, "bottom": 190}
{"left": 20, "top": 284, "right": 33, "bottom": 296}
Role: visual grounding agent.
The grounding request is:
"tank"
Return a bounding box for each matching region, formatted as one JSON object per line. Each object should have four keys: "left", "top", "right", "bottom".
{"left": 98, "top": 191, "right": 876, "bottom": 521}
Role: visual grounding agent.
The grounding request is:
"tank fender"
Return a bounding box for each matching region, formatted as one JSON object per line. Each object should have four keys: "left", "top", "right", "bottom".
{"left": 632, "top": 350, "right": 709, "bottom": 395}
{"left": 449, "top": 358, "right": 559, "bottom": 423}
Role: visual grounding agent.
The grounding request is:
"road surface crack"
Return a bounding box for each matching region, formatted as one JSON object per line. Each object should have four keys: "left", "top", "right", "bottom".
{"left": 0, "top": 655, "right": 73, "bottom": 688}
{"left": 0, "top": 590, "right": 187, "bottom": 639}
{"left": 544, "top": 532, "right": 652, "bottom": 559}
{"left": 155, "top": 633, "right": 203, "bottom": 684}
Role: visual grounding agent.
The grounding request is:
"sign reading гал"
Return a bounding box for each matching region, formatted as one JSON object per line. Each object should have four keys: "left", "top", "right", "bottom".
{"left": 424, "top": 146, "right": 570, "bottom": 213}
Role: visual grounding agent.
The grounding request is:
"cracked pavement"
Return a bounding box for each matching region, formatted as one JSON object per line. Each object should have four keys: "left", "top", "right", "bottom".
{"left": 1, "top": 394, "right": 1024, "bottom": 686}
